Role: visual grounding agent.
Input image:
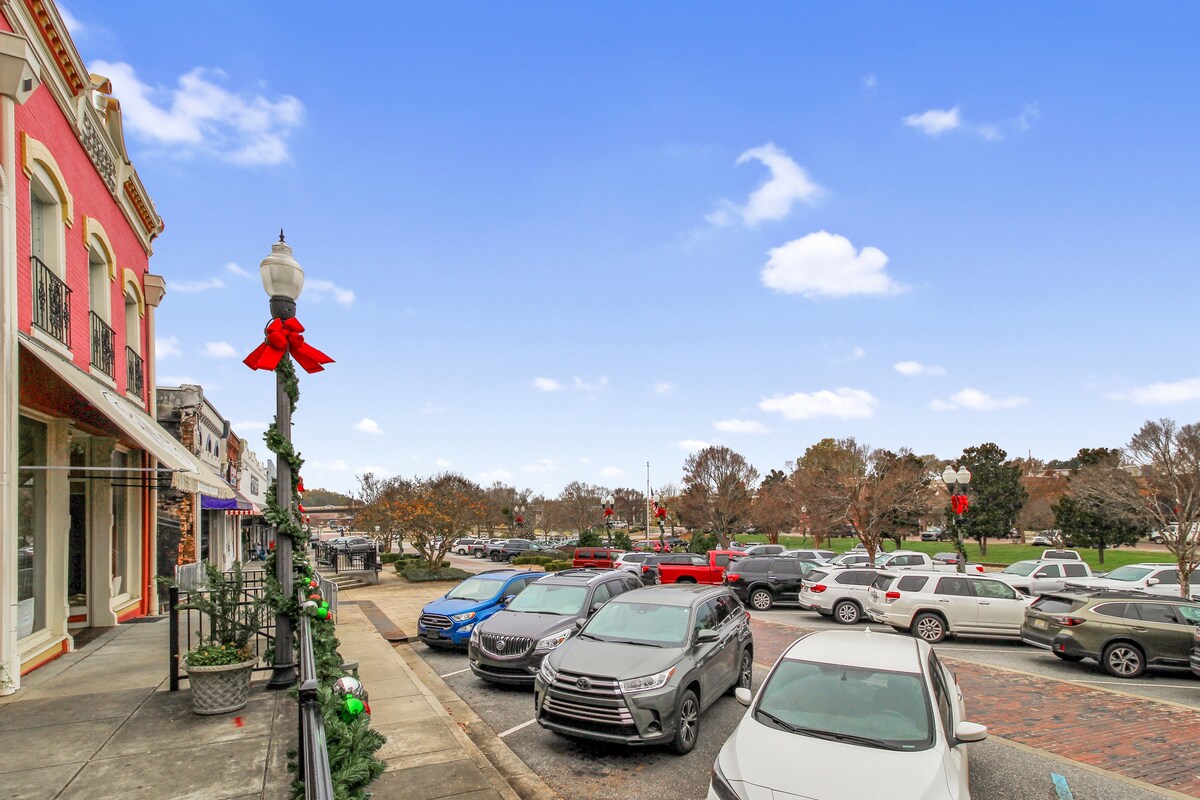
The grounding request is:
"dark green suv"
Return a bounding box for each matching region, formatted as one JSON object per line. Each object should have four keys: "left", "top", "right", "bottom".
{"left": 1021, "top": 589, "right": 1200, "bottom": 678}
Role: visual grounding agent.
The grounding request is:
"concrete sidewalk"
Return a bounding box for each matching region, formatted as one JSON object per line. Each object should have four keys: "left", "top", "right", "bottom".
{"left": 0, "top": 619, "right": 293, "bottom": 800}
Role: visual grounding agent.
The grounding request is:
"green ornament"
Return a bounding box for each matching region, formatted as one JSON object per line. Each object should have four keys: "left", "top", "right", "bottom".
{"left": 340, "top": 696, "right": 365, "bottom": 721}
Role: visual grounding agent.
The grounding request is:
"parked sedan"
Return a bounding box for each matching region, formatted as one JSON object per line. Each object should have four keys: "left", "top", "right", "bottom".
{"left": 709, "top": 630, "right": 986, "bottom": 800}
{"left": 992, "top": 559, "right": 1093, "bottom": 595}
{"left": 1065, "top": 563, "right": 1192, "bottom": 598}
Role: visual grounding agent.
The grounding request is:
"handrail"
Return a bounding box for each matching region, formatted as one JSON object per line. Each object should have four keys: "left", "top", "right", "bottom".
{"left": 90, "top": 311, "right": 115, "bottom": 377}
{"left": 31, "top": 255, "right": 71, "bottom": 346}
{"left": 297, "top": 588, "right": 334, "bottom": 800}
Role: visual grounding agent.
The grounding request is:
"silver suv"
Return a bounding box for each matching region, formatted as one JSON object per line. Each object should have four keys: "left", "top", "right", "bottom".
{"left": 798, "top": 567, "right": 879, "bottom": 624}
{"left": 866, "top": 570, "right": 1036, "bottom": 643}
{"left": 534, "top": 584, "right": 753, "bottom": 754}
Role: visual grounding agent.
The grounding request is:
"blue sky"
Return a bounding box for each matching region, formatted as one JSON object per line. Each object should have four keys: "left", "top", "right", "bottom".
{"left": 62, "top": 2, "right": 1200, "bottom": 496}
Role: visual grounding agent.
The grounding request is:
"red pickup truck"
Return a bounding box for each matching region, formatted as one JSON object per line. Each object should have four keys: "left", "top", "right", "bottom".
{"left": 656, "top": 550, "right": 743, "bottom": 585}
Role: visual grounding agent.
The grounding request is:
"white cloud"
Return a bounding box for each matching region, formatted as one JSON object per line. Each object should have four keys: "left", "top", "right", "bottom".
{"left": 532, "top": 377, "right": 561, "bottom": 392}
{"left": 572, "top": 376, "right": 609, "bottom": 391}
{"left": 676, "top": 439, "right": 712, "bottom": 452}
{"left": 1014, "top": 103, "right": 1040, "bottom": 132}
{"left": 759, "top": 388, "right": 878, "bottom": 420}
{"left": 653, "top": 382, "right": 675, "bottom": 395}
{"left": 420, "top": 402, "right": 447, "bottom": 415}
{"left": 354, "top": 417, "right": 383, "bottom": 435}
{"left": 226, "top": 262, "right": 254, "bottom": 279}
{"left": 903, "top": 107, "right": 961, "bottom": 136}
{"left": 305, "top": 278, "right": 355, "bottom": 307}
{"left": 978, "top": 124, "right": 1004, "bottom": 142}
{"left": 762, "top": 231, "right": 902, "bottom": 298}
{"left": 707, "top": 143, "right": 822, "bottom": 227}
{"left": 478, "top": 468, "right": 515, "bottom": 483}
{"left": 435, "top": 458, "right": 453, "bottom": 467}
{"left": 522, "top": 459, "right": 558, "bottom": 474}
{"left": 203, "top": 341, "right": 238, "bottom": 358}
{"left": 862, "top": 74, "right": 877, "bottom": 91}
{"left": 357, "top": 464, "right": 388, "bottom": 476}
{"left": 1109, "top": 378, "right": 1200, "bottom": 405}
{"left": 713, "top": 419, "right": 768, "bottom": 434}
{"left": 90, "top": 61, "right": 304, "bottom": 166}
{"left": 172, "top": 277, "right": 225, "bottom": 292}
{"left": 852, "top": 346, "right": 866, "bottom": 360}
{"left": 310, "top": 459, "right": 349, "bottom": 471}
{"left": 159, "top": 375, "right": 197, "bottom": 386}
{"left": 156, "top": 335, "right": 182, "bottom": 358}
{"left": 600, "top": 467, "right": 625, "bottom": 479}
{"left": 58, "top": 5, "right": 86, "bottom": 36}
{"left": 894, "top": 361, "right": 946, "bottom": 376}
{"left": 930, "top": 388, "right": 1029, "bottom": 411}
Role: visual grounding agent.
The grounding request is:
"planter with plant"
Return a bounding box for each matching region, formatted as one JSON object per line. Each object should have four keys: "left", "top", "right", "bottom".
{"left": 178, "top": 562, "right": 268, "bottom": 715}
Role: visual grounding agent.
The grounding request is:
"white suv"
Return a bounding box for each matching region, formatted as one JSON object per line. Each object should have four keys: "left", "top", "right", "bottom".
{"left": 866, "top": 571, "right": 1036, "bottom": 643}
{"left": 798, "top": 567, "right": 880, "bottom": 625}
{"left": 1065, "top": 563, "right": 1191, "bottom": 598}
{"left": 992, "top": 559, "right": 1092, "bottom": 595}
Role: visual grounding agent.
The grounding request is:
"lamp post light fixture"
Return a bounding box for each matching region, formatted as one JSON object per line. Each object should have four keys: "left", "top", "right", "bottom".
{"left": 513, "top": 504, "right": 526, "bottom": 534}
{"left": 941, "top": 466, "right": 972, "bottom": 574}
{"left": 262, "top": 232, "right": 303, "bottom": 690}
{"left": 601, "top": 493, "right": 615, "bottom": 546}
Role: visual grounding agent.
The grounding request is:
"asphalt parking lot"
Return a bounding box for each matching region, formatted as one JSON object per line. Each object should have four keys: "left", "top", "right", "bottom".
{"left": 412, "top": 607, "right": 1190, "bottom": 800}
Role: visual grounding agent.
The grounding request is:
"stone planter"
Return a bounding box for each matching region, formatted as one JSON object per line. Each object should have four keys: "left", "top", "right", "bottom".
{"left": 184, "top": 658, "right": 257, "bottom": 715}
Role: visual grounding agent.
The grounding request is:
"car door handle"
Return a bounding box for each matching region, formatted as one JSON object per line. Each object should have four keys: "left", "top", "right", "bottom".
{"left": 1131, "top": 626, "right": 1149, "bottom": 632}
{"left": 937, "top": 599, "right": 951, "bottom": 603}
{"left": 978, "top": 601, "right": 990, "bottom": 606}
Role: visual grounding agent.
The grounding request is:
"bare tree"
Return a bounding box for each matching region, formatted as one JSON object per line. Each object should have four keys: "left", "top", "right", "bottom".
{"left": 792, "top": 438, "right": 936, "bottom": 561}
{"left": 1078, "top": 419, "right": 1200, "bottom": 597}
{"left": 676, "top": 447, "right": 759, "bottom": 547}
{"left": 558, "top": 481, "right": 602, "bottom": 535}
{"left": 750, "top": 469, "right": 797, "bottom": 544}
{"left": 612, "top": 487, "right": 646, "bottom": 530}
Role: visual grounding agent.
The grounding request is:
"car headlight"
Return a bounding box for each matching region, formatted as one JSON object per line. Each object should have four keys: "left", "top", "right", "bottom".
{"left": 710, "top": 759, "right": 749, "bottom": 800}
{"left": 470, "top": 626, "right": 480, "bottom": 641}
{"left": 459, "top": 623, "right": 474, "bottom": 633}
{"left": 535, "top": 629, "right": 573, "bottom": 651}
{"left": 451, "top": 611, "right": 476, "bottom": 622}
{"left": 618, "top": 666, "right": 676, "bottom": 693}
{"left": 538, "top": 658, "right": 558, "bottom": 683}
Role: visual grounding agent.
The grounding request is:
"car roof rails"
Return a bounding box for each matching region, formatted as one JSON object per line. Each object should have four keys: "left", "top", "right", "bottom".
{"left": 545, "top": 568, "right": 613, "bottom": 579}
{"left": 476, "top": 568, "right": 522, "bottom": 576}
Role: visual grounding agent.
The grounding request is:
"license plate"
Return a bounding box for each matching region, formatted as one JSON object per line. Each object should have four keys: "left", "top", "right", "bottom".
{"left": 426, "top": 630, "right": 442, "bottom": 638}
{"left": 1032, "top": 618, "right": 1048, "bottom": 629}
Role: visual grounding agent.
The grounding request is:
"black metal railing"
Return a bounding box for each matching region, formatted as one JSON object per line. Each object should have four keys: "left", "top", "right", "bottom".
{"left": 31, "top": 255, "right": 71, "bottom": 346}
{"left": 314, "top": 542, "right": 380, "bottom": 574}
{"left": 90, "top": 311, "right": 115, "bottom": 377}
{"left": 126, "top": 346, "right": 145, "bottom": 398}
{"left": 168, "top": 568, "right": 275, "bottom": 692}
{"left": 297, "top": 589, "right": 334, "bottom": 800}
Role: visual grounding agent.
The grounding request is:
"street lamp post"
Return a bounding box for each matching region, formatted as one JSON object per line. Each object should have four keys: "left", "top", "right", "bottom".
{"left": 513, "top": 504, "right": 525, "bottom": 536}
{"left": 261, "top": 233, "right": 305, "bottom": 690}
{"left": 602, "top": 494, "right": 615, "bottom": 546}
{"left": 941, "top": 466, "right": 972, "bottom": 574}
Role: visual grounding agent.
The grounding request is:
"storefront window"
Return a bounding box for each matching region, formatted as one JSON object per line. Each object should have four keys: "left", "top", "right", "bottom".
{"left": 112, "top": 450, "right": 128, "bottom": 596}
{"left": 18, "top": 417, "right": 48, "bottom": 640}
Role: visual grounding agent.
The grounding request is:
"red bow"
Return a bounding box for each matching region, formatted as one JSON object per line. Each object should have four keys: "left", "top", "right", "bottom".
{"left": 655, "top": 507, "right": 667, "bottom": 519}
{"left": 243, "top": 317, "right": 334, "bottom": 374}
{"left": 951, "top": 495, "right": 969, "bottom": 515}
{"left": 603, "top": 508, "right": 614, "bottom": 517}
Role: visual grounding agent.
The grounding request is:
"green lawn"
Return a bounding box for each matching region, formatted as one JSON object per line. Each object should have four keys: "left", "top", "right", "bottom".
{"left": 740, "top": 534, "right": 1177, "bottom": 571}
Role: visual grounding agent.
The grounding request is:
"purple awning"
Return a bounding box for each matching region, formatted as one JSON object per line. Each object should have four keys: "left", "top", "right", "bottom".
{"left": 201, "top": 495, "right": 244, "bottom": 510}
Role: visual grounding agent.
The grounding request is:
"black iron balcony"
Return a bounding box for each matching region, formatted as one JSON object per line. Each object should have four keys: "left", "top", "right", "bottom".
{"left": 126, "top": 346, "right": 145, "bottom": 398}
{"left": 90, "top": 311, "right": 116, "bottom": 377}
{"left": 31, "top": 255, "right": 71, "bottom": 347}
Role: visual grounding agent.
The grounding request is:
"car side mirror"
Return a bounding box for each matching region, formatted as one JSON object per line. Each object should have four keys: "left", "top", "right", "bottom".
{"left": 591, "top": 602, "right": 603, "bottom": 614}
{"left": 953, "top": 721, "right": 988, "bottom": 745}
{"left": 1146, "top": 577, "right": 1160, "bottom": 586}
{"left": 735, "top": 687, "right": 752, "bottom": 707}
{"left": 574, "top": 617, "right": 587, "bottom": 629}
{"left": 695, "top": 628, "right": 719, "bottom": 644}
{"left": 502, "top": 595, "right": 516, "bottom": 605}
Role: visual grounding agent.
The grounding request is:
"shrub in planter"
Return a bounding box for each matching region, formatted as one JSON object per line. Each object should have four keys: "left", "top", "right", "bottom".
{"left": 401, "top": 565, "right": 473, "bottom": 582}
{"left": 379, "top": 552, "right": 402, "bottom": 564}
{"left": 512, "top": 554, "right": 553, "bottom": 566}
{"left": 544, "top": 560, "right": 573, "bottom": 572}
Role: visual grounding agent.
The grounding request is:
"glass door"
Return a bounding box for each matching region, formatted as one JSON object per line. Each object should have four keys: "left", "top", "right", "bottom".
{"left": 68, "top": 481, "right": 88, "bottom": 628}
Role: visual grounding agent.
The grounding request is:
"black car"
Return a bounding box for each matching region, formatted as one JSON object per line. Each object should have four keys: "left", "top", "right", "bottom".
{"left": 723, "top": 556, "right": 820, "bottom": 610}
{"left": 469, "top": 568, "right": 643, "bottom": 684}
{"left": 485, "top": 539, "right": 550, "bottom": 562}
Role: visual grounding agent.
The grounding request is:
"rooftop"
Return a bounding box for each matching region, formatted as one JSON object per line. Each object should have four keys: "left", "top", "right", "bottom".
{"left": 783, "top": 629, "right": 925, "bottom": 673}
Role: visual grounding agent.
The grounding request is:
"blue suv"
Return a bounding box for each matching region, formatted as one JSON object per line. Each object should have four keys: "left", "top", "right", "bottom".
{"left": 417, "top": 569, "right": 542, "bottom": 647}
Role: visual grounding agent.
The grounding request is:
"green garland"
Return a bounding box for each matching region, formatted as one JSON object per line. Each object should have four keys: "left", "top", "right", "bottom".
{"left": 260, "top": 355, "right": 386, "bottom": 799}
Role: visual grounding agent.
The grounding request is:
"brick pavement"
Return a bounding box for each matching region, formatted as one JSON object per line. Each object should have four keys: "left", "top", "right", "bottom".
{"left": 749, "top": 616, "right": 1200, "bottom": 798}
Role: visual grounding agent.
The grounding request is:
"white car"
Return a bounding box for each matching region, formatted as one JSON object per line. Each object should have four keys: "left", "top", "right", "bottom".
{"left": 992, "top": 560, "right": 1093, "bottom": 595}
{"left": 866, "top": 571, "right": 1037, "bottom": 643}
{"left": 709, "top": 630, "right": 986, "bottom": 800}
{"left": 1064, "top": 563, "right": 1190, "bottom": 598}
{"left": 1030, "top": 534, "right": 1053, "bottom": 546}
{"left": 613, "top": 552, "right": 652, "bottom": 572}
{"left": 799, "top": 567, "right": 880, "bottom": 624}
{"left": 826, "top": 552, "right": 873, "bottom": 568}
{"left": 782, "top": 548, "right": 836, "bottom": 563}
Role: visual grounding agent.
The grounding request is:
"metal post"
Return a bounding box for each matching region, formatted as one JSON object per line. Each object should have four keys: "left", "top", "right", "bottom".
{"left": 168, "top": 585, "right": 180, "bottom": 692}
{"left": 268, "top": 305, "right": 297, "bottom": 689}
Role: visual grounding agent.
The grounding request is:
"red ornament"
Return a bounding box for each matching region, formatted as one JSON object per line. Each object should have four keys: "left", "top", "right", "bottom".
{"left": 243, "top": 317, "right": 334, "bottom": 374}
{"left": 951, "top": 495, "right": 969, "bottom": 515}
{"left": 297, "top": 479, "right": 307, "bottom": 494}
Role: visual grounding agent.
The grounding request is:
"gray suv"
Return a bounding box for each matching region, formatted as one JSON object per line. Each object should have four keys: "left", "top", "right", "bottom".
{"left": 534, "top": 584, "right": 753, "bottom": 754}
{"left": 468, "top": 569, "right": 642, "bottom": 684}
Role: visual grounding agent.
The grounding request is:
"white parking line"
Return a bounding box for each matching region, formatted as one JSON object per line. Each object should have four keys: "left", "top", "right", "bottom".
{"left": 498, "top": 718, "right": 538, "bottom": 738}
{"left": 439, "top": 668, "right": 472, "bottom": 678}
{"left": 1065, "top": 678, "right": 1189, "bottom": 688}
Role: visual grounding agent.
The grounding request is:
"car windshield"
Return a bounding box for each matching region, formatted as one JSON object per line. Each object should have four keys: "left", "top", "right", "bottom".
{"left": 755, "top": 659, "right": 933, "bottom": 751}
{"left": 1102, "top": 566, "right": 1154, "bottom": 582}
{"left": 582, "top": 600, "right": 690, "bottom": 646}
{"left": 1003, "top": 562, "right": 1039, "bottom": 576}
{"left": 446, "top": 577, "right": 501, "bottom": 602}
{"left": 506, "top": 584, "right": 587, "bottom": 615}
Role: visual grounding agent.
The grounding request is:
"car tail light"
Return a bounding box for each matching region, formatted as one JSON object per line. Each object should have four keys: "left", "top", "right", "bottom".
{"left": 725, "top": 573, "right": 740, "bottom": 583}
{"left": 1054, "top": 615, "right": 1086, "bottom": 627}
{"left": 973, "top": 565, "right": 984, "bottom": 573}
{"left": 885, "top": 591, "right": 901, "bottom": 601}
{"left": 811, "top": 584, "right": 827, "bottom": 593}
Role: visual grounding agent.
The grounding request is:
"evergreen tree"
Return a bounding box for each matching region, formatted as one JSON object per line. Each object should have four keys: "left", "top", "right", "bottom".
{"left": 950, "top": 443, "right": 1027, "bottom": 556}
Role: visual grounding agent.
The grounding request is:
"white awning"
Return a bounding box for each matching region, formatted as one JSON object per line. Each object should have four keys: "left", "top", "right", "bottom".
{"left": 20, "top": 337, "right": 234, "bottom": 498}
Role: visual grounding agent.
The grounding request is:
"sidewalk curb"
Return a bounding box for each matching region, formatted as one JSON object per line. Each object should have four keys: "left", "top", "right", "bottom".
{"left": 395, "top": 643, "right": 562, "bottom": 800}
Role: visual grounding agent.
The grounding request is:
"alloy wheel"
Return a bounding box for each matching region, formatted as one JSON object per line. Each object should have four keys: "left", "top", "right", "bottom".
{"left": 738, "top": 651, "right": 752, "bottom": 689}
{"left": 1104, "top": 644, "right": 1144, "bottom": 678}
{"left": 914, "top": 614, "right": 945, "bottom": 643}
{"left": 679, "top": 697, "right": 698, "bottom": 746}
{"left": 834, "top": 601, "right": 860, "bottom": 625}
{"left": 750, "top": 590, "right": 773, "bottom": 611}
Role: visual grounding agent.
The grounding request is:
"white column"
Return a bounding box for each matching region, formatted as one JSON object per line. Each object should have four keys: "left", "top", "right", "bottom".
{"left": 88, "top": 438, "right": 117, "bottom": 628}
